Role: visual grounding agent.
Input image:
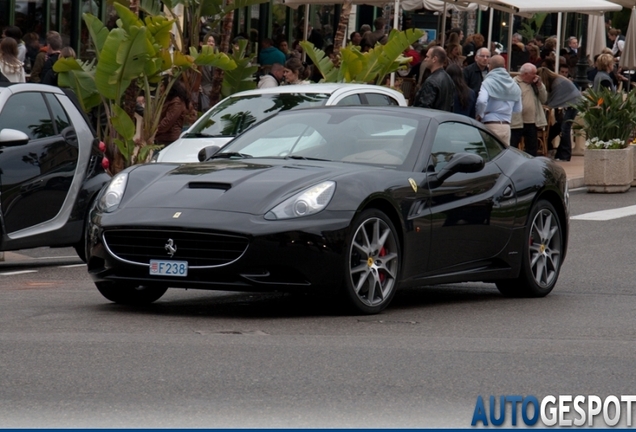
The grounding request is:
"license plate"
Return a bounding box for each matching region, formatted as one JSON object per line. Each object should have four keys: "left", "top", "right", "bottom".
{"left": 149, "top": 259, "right": 188, "bottom": 277}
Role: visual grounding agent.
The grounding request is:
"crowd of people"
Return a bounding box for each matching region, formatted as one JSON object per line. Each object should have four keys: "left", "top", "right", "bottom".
{"left": 0, "top": 28, "right": 77, "bottom": 85}
{"left": 406, "top": 26, "right": 632, "bottom": 161}
{"left": 3, "top": 19, "right": 632, "bottom": 160}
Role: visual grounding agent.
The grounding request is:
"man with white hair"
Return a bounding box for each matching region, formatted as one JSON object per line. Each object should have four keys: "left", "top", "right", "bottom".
{"left": 510, "top": 63, "right": 548, "bottom": 156}
{"left": 475, "top": 55, "right": 522, "bottom": 145}
{"left": 464, "top": 47, "right": 490, "bottom": 95}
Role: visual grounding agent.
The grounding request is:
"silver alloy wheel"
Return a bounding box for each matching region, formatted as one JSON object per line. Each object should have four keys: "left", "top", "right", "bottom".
{"left": 349, "top": 217, "right": 399, "bottom": 307}
{"left": 529, "top": 208, "right": 561, "bottom": 287}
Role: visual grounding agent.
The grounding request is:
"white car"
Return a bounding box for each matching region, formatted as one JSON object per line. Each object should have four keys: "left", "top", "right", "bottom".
{"left": 153, "top": 83, "right": 408, "bottom": 163}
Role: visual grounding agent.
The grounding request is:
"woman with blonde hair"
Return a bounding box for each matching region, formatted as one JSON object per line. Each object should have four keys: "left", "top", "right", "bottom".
{"left": 0, "top": 37, "right": 26, "bottom": 82}
{"left": 593, "top": 53, "right": 616, "bottom": 91}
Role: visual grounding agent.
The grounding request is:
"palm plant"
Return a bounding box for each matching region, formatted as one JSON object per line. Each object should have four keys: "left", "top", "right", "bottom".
{"left": 300, "top": 28, "right": 424, "bottom": 85}
{"left": 572, "top": 87, "right": 636, "bottom": 149}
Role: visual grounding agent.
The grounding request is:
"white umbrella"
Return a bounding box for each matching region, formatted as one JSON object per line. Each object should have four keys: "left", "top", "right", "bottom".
{"left": 619, "top": 6, "right": 636, "bottom": 69}
{"left": 587, "top": 13, "right": 608, "bottom": 59}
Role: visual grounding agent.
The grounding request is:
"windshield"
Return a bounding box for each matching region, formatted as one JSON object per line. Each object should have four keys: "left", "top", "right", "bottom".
{"left": 216, "top": 109, "right": 421, "bottom": 168}
{"left": 185, "top": 93, "right": 330, "bottom": 138}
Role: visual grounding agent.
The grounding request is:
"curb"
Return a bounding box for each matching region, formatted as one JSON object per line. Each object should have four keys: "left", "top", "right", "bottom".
{"left": 568, "top": 177, "right": 585, "bottom": 190}
{"left": 0, "top": 251, "right": 83, "bottom": 269}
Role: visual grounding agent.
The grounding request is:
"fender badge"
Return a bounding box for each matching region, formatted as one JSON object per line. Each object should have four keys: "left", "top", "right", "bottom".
{"left": 408, "top": 178, "right": 418, "bottom": 193}
{"left": 173, "top": 212, "right": 182, "bottom": 219}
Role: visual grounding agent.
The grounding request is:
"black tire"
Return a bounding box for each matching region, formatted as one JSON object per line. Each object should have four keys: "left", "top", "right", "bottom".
{"left": 73, "top": 241, "right": 87, "bottom": 263}
{"left": 341, "top": 209, "right": 401, "bottom": 314}
{"left": 496, "top": 199, "right": 563, "bottom": 297}
{"left": 73, "top": 212, "right": 92, "bottom": 262}
{"left": 95, "top": 282, "right": 168, "bottom": 305}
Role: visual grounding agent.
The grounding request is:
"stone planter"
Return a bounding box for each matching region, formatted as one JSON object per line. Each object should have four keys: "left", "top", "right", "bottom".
{"left": 584, "top": 146, "right": 633, "bottom": 193}
{"left": 632, "top": 144, "right": 636, "bottom": 186}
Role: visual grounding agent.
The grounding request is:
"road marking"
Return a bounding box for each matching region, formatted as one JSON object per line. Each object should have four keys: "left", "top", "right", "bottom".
{"left": 35, "top": 255, "right": 78, "bottom": 260}
{"left": 572, "top": 205, "right": 636, "bottom": 221}
{"left": 0, "top": 270, "right": 38, "bottom": 276}
{"left": 59, "top": 264, "right": 86, "bottom": 268}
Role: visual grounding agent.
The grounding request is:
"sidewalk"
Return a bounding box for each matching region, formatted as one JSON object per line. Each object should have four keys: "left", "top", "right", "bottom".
{"left": 555, "top": 155, "right": 584, "bottom": 189}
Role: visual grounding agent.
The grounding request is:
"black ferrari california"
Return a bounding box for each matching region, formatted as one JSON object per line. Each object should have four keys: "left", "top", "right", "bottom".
{"left": 86, "top": 106, "right": 569, "bottom": 314}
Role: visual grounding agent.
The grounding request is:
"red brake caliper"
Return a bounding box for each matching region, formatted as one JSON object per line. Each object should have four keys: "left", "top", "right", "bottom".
{"left": 378, "top": 247, "right": 387, "bottom": 283}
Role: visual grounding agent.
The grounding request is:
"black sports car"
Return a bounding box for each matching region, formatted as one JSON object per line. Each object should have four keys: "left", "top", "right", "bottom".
{"left": 86, "top": 107, "right": 569, "bottom": 314}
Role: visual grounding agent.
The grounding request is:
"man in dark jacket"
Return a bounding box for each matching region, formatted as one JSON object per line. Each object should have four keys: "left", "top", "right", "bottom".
{"left": 463, "top": 47, "right": 490, "bottom": 96}
{"left": 413, "top": 46, "right": 455, "bottom": 112}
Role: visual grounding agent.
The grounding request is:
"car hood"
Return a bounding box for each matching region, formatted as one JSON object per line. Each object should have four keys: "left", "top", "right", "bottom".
{"left": 155, "top": 137, "right": 233, "bottom": 163}
{"left": 123, "top": 159, "right": 366, "bottom": 215}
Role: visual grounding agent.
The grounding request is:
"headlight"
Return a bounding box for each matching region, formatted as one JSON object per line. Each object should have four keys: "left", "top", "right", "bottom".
{"left": 98, "top": 172, "right": 128, "bottom": 212}
{"left": 264, "top": 181, "right": 336, "bottom": 220}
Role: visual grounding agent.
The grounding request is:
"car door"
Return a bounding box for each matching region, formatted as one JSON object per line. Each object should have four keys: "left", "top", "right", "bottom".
{"left": 424, "top": 121, "right": 516, "bottom": 272}
{"left": 0, "top": 91, "right": 79, "bottom": 233}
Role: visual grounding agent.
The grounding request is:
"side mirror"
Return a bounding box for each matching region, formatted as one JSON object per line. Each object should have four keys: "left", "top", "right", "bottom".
{"left": 429, "top": 152, "right": 485, "bottom": 187}
{"left": 0, "top": 129, "right": 29, "bottom": 147}
{"left": 198, "top": 145, "right": 221, "bottom": 162}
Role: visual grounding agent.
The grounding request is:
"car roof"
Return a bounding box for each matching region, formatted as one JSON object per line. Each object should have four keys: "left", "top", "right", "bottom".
{"left": 228, "top": 83, "right": 403, "bottom": 98}
{"left": 271, "top": 105, "right": 484, "bottom": 125}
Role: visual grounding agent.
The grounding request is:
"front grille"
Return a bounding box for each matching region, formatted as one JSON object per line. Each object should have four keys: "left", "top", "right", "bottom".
{"left": 103, "top": 229, "right": 249, "bottom": 268}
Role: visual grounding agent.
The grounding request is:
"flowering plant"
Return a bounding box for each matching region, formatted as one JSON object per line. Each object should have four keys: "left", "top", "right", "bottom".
{"left": 585, "top": 137, "right": 625, "bottom": 149}
{"left": 572, "top": 87, "right": 636, "bottom": 149}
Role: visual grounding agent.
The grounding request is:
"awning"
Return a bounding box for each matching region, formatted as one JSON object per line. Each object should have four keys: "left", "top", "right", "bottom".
{"left": 608, "top": 0, "right": 636, "bottom": 7}
{"left": 467, "top": 0, "right": 622, "bottom": 15}
{"left": 619, "top": 6, "right": 636, "bottom": 70}
{"left": 282, "top": 0, "right": 482, "bottom": 11}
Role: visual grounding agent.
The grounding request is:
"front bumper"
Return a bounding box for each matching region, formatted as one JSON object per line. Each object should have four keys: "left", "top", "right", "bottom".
{"left": 87, "top": 207, "right": 354, "bottom": 292}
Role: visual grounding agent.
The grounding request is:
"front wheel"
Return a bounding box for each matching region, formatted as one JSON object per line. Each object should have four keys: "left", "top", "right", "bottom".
{"left": 497, "top": 200, "right": 563, "bottom": 297}
{"left": 341, "top": 209, "right": 401, "bottom": 314}
{"left": 95, "top": 282, "right": 168, "bottom": 305}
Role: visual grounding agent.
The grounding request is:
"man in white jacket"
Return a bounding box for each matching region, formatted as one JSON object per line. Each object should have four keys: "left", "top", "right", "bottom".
{"left": 258, "top": 63, "right": 285, "bottom": 89}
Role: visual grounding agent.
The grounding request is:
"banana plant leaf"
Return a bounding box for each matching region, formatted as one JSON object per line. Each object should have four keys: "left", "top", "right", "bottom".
{"left": 115, "top": 26, "right": 153, "bottom": 80}
{"left": 54, "top": 58, "right": 101, "bottom": 112}
{"left": 371, "top": 29, "right": 423, "bottom": 84}
{"left": 191, "top": 46, "right": 237, "bottom": 70}
{"left": 300, "top": 41, "right": 338, "bottom": 82}
{"left": 356, "top": 28, "right": 423, "bottom": 84}
{"left": 338, "top": 47, "right": 365, "bottom": 82}
{"left": 140, "top": 0, "right": 164, "bottom": 15}
{"left": 221, "top": 40, "right": 257, "bottom": 97}
{"left": 143, "top": 15, "right": 174, "bottom": 49}
{"left": 113, "top": 2, "right": 144, "bottom": 30}
{"left": 111, "top": 104, "right": 136, "bottom": 142}
{"left": 82, "top": 13, "right": 109, "bottom": 61}
{"left": 94, "top": 28, "right": 130, "bottom": 101}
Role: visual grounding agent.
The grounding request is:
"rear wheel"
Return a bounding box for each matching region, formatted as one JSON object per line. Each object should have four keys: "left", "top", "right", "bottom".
{"left": 341, "top": 209, "right": 401, "bottom": 314}
{"left": 497, "top": 200, "right": 563, "bottom": 297}
{"left": 95, "top": 282, "right": 168, "bottom": 305}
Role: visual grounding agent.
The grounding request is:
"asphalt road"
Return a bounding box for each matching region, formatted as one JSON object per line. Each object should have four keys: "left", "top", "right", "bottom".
{"left": 1, "top": 188, "right": 636, "bottom": 428}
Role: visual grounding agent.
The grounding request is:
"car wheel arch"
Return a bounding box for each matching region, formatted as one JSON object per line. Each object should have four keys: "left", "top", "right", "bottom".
{"left": 354, "top": 197, "right": 405, "bottom": 255}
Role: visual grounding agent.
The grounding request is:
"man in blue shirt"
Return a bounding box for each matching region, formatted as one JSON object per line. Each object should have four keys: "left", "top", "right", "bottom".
{"left": 475, "top": 55, "right": 522, "bottom": 145}
{"left": 258, "top": 38, "right": 286, "bottom": 66}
